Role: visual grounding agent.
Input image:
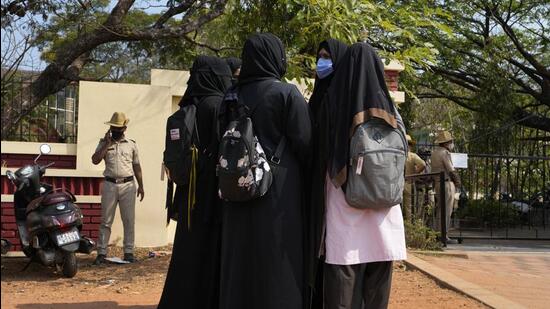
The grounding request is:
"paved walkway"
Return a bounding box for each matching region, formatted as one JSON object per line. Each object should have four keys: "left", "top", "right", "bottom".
{"left": 409, "top": 240, "right": 550, "bottom": 309}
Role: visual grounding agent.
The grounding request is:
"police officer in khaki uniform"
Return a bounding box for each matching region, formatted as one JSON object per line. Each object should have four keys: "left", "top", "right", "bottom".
{"left": 403, "top": 134, "right": 426, "bottom": 221}
{"left": 431, "top": 130, "right": 460, "bottom": 243}
{"left": 92, "top": 112, "right": 144, "bottom": 264}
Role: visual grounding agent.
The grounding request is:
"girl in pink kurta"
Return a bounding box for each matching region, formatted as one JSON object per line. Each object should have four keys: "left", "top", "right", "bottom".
{"left": 325, "top": 175, "right": 407, "bottom": 266}
{"left": 320, "top": 42, "right": 407, "bottom": 309}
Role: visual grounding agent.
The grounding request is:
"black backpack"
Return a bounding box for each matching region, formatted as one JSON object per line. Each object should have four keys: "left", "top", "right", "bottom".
{"left": 163, "top": 103, "right": 200, "bottom": 186}
{"left": 217, "top": 88, "right": 285, "bottom": 202}
{"left": 163, "top": 102, "right": 200, "bottom": 225}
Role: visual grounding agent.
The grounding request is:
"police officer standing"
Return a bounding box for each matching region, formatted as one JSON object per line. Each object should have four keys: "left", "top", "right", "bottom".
{"left": 403, "top": 134, "right": 426, "bottom": 221}
{"left": 92, "top": 112, "right": 144, "bottom": 264}
{"left": 431, "top": 130, "right": 460, "bottom": 243}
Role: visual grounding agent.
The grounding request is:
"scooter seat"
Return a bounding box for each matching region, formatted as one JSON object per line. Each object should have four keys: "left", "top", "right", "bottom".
{"left": 42, "top": 192, "right": 74, "bottom": 205}
{"left": 26, "top": 190, "right": 76, "bottom": 214}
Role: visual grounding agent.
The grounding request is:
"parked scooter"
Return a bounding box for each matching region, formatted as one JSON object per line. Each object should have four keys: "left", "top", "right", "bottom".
{"left": 5, "top": 144, "right": 95, "bottom": 278}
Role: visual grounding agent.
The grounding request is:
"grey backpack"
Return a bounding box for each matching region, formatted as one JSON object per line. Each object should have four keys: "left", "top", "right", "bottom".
{"left": 345, "top": 115, "right": 407, "bottom": 209}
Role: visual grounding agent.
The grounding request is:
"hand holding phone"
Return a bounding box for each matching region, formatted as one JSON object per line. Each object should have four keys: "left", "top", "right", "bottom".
{"left": 104, "top": 129, "right": 113, "bottom": 145}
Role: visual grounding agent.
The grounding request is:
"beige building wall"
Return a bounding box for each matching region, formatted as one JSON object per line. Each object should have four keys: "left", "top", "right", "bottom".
{"left": 77, "top": 77, "right": 185, "bottom": 248}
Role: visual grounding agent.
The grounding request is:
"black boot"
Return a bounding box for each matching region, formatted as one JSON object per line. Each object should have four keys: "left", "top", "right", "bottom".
{"left": 93, "top": 254, "right": 106, "bottom": 265}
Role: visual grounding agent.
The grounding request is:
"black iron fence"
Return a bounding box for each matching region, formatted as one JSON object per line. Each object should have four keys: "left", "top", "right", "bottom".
{"left": 2, "top": 78, "right": 78, "bottom": 143}
{"left": 405, "top": 154, "right": 550, "bottom": 245}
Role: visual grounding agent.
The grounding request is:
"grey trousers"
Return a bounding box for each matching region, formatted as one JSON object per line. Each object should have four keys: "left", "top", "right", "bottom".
{"left": 324, "top": 262, "right": 393, "bottom": 309}
{"left": 97, "top": 180, "right": 136, "bottom": 255}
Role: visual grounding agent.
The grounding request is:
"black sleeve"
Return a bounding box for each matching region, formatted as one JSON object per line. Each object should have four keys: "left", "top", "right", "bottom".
{"left": 197, "top": 96, "right": 222, "bottom": 154}
{"left": 285, "top": 86, "right": 312, "bottom": 162}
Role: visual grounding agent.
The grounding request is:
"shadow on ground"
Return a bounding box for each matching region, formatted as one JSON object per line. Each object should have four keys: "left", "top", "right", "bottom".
{"left": 16, "top": 302, "right": 155, "bottom": 309}
{"left": 1, "top": 247, "right": 171, "bottom": 284}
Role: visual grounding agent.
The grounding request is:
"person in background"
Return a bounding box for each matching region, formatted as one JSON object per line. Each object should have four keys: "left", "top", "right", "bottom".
{"left": 92, "top": 112, "right": 144, "bottom": 265}
{"left": 431, "top": 130, "right": 461, "bottom": 243}
{"left": 403, "top": 134, "right": 427, "bottom": 221}
{"left": 158, "top": 56, "right": 232, "bottom": 309}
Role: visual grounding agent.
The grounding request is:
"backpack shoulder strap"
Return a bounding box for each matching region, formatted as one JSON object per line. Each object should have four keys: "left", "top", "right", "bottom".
{"left": 185, "top": 99, "right": 200, "bottom": 146}
{"left": 270, "top": 136, "right": 286, "bottom": 164}
{"left": 227, "top": 82, "right": 287, "bottom": 164}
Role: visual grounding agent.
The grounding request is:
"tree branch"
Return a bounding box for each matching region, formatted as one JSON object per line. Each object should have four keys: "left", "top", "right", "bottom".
{"left": 182, "top": 34, "right": 238, "bottom": 54}
{"left": 417, "top": 86, "right": 482, "bottom": 112}
{"left": 104, "top": 0, "right": 136, "bottom": 28}
{"left": 1, "top": 0, "right": 229, "bottom": 139}
{"left": 153, "top": 0, "right": 196, "bottom": 28}
{"left": 489, "top": 6, "right": 550, "bottom": 79}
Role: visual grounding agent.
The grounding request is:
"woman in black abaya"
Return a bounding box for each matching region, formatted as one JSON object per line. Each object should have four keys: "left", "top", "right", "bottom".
{"left": 306, "top": 38, "right": 348, "bottom": 307}
{"left": 158, "top": 56, "right": 232, "bottom": 309}
{"left": 218, "top": 33, "right": 312, "bottom": 309}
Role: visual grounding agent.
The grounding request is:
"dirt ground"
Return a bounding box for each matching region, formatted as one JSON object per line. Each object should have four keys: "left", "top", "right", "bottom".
{"left": 1, "top": 247, "right": 487, "bottom": 309}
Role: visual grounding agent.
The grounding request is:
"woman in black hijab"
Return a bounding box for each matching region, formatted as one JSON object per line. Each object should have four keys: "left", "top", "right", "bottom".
{"left": 321, "top": 42, "right": 406, "bottom": 309}
{"left": 307, "top": 38, "right": 348, "bottom": 308}
{"left": 309, "top": 39, "right": 348, "bottom": 117}
{"left": 327, "top": 43, "right": 398, "bottom": 187}
{"left": 225, "top": 57, "right": 242, "bottom": 82}
{"left": 158, "top": 55, "right": 232, "bottom": 309}
{"left": 218, "top": 33, "right": 312, "bottom": 309}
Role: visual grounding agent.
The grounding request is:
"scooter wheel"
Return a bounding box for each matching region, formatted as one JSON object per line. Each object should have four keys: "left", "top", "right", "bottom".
{"left": 62, "top": 252, "right": 78, "bottom": 278}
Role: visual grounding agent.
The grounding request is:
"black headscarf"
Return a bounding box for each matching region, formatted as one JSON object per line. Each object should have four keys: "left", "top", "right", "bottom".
{"left": 225, "top": 57, "right": 242, "bottom": 75}
{"left": 309, "top": 38, "right": 348, "bottom": 116}
{"left": 327, "top": 42, "right": 398, "bottom": 187}
{"left": 180, "top": 55, "right": 233, "bottom": 106}
{"left": 238, "top": 33, "right": 287, "bottom": 84}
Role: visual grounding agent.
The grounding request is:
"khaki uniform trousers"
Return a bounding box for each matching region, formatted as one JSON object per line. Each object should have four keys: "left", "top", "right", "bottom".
{"left": 98, "top": 180, "right": 136, "bottom": 255}
{"left": 434, "top": 181, "right": 455, "bottom": 235}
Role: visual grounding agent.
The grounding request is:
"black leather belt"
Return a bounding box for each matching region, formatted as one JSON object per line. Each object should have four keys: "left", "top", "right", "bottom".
{"left": 105, "top": 176, "right": 134, "bottom": 184}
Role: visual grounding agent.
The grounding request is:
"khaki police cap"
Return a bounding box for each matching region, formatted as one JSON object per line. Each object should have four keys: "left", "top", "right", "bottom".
{"left": 434, "top": 130, "right": 453, "bottom": 144}
{"left": 105, "top": 112, "right": 129, "bottom": 127}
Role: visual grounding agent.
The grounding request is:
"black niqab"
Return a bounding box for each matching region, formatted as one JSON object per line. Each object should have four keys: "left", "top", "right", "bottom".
{"left": 327, "top": 42, "right": 398, "bottom": 187}
{"left": 180, "top": 55, "right": 232, "bottom": 106}
{"left": 238, "top": 33, "right": 287, "bottom": 84}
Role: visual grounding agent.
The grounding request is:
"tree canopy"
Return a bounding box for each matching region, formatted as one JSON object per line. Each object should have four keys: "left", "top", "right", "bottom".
{"left": 1, "top": 0, "right": 548, "bottom": 141}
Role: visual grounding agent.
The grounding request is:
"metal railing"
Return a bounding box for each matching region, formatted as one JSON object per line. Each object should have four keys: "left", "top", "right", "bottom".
{"left": 405, "top": 154, "right": 550, "bottom": 244}
{"left": 405, "top": 172, "right": 448, "bottom": 246}
{"left": 2, "top": 78, "right": 78, "bottom": 143}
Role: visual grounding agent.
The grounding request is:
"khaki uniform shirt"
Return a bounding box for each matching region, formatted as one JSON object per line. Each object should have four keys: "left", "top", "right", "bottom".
{"left": 95, "top": 137, "right": 140, "bottom": 178}
{"left": 405, "top": 152, "right": 426, "bottom": 176}
{"left": 430, "top": 146, "right": 455, "bottom": 179}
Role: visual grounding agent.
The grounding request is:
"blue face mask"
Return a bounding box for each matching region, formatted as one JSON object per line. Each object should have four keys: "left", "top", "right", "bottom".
{"left": 316, "top": 58, "right": 333, "bottom": 79}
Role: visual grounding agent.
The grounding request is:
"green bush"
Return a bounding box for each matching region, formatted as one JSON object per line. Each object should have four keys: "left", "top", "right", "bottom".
{"left": 404, "top": 219, "right": 442, "bottom": 251}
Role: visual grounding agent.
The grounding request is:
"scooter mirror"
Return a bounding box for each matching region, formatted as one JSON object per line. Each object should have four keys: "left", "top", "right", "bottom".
{"left": 40, "top": 144, "right": 51, "bottom": 155}
{"left": 6, "top": 170, "right": 15, "bottom": 181}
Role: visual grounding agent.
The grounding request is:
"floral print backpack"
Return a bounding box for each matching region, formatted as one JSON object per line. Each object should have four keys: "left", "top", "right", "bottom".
{"left": 217, "top": 89, "right": 285, "bottom": 202}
